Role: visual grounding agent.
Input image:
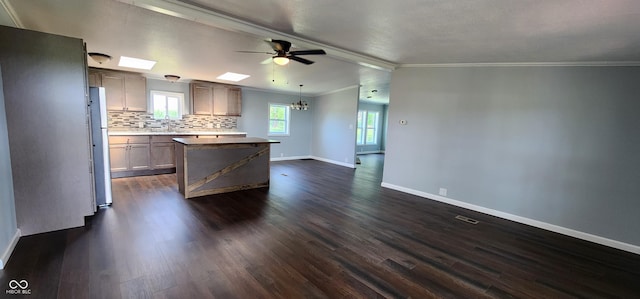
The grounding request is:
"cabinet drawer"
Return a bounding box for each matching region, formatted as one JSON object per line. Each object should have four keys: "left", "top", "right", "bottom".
{"left": 151, "top": 135, "right": 175, "bottom": 143}
{"left": 108, "top": 135, "right": 149, "bottom": 144}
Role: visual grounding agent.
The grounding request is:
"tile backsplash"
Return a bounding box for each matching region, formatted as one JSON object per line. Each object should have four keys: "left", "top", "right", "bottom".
{"left": 108, "top": 111, "right": 237, "bottom": 130}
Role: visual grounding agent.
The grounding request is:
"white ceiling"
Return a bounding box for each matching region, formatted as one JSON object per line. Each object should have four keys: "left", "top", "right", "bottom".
{"left": 3, "top": 0, "right": 640, "bottom": 104}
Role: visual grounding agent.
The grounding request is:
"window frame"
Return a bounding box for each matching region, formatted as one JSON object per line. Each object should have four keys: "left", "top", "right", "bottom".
{"left": 150, "top": 90, "right": 184, "bottom": 120}
{"left": 365, "top": 111, "right": 379, "bottom": 145}
{"left": 356, "top": 110, "right": 379, "bottom": 145}
{"left": 268, "top": 103, "right": 290, "bottom": 136}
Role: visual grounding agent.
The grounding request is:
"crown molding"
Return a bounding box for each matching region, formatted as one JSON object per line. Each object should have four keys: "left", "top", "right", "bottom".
{"left": 240, "top": 85, "right": 311, "bottom": 97}
{"left": 400, "top": 61, "right": 640, "bottom": 68}
{"left": 118, "top": 0, "right": 397, "bottom": 72}
{"left": 0, "top": 0, "right": 23, "bottom": 28}
{"left": 317, "top": 84, "right": 359, "bottom": 97}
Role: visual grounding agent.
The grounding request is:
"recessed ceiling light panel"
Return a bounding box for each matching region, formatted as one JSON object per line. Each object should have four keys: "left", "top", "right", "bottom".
{"left": 118, "top": 56, "right": 157, "bottom": 70}
{"left": 216, "top": 72, "right": 250, "bottom": 82}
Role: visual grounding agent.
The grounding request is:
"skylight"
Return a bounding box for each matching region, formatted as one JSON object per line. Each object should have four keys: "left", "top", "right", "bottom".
{"left": 216, "top": 72, "right": 250, "bottom": 82}
{"left": 118, "top": 56, "right": 157, "bottom": 70}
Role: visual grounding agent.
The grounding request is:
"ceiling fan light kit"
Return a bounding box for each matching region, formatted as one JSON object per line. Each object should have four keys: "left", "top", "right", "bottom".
{"left": 238, "top": 39, "right": 326, "bottom": 66}
{"left": 273, "top": 56, "right": 290, "bottom": 65}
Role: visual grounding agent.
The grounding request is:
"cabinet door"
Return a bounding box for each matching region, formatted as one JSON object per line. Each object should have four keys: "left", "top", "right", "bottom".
{"left": 191, "top": 84, "right": 213, "bottom": 115}
{"left": 128, "top": 144, "right": 151, "bottom": 170}
{"left": 124, "top": 74, "right": 147, "bottom": 112}
{"left": 212, "top": 85, "right": 228, "bottom": 116}
{"left": 109, "top": 145, "right": 128, "bottom": 172}
{"left": 227, "top": 87, "right": 242, "bottom": 116}
{"left": 88, "top": 70, "right": 101, "bottom": 87}
{"left": 151, "top": 142, "right": 175, "bottom": 169}
{"left": 102, "top": 72, "right": 126, "bottom": 111}
{"left": 213, "top": 86, "right": 242, "bottom": 116}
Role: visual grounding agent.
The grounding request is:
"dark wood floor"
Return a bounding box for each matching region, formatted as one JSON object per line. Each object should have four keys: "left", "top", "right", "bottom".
{"left": 2, "top": 154, "right": 640, "bottom": 298}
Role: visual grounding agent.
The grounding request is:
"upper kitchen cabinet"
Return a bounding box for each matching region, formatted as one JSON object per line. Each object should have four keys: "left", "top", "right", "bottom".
{"left": 213, "top": 85, "right": 242, "bottom": 116}
{"left": 123, "top": 74, "right": 147, "bottom": 111}
{"left": 190, "top": 81, "right": 242, "bottom": 116}
{"left": 190, "top": 81, "right": 213, "bottom": 115}
{"left": 88, "top": 70, "right": 101, "bottom": 87}
{"left": 89, "top": 68, "right": 147, "bottom": 111}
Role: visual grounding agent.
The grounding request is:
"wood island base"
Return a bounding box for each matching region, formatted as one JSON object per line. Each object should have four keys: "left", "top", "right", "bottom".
{"left": 173, "top": 137, "right": 280, "bottom": 199}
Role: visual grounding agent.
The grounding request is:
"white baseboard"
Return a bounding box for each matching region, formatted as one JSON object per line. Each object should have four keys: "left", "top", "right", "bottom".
{"left": 0, "top": 229, "right": 21, "bottom": 269}
{"left": 270, "top": 155, "right": 312, "bottom": 162}
{"left": 310, "top": 156, "right": 356, "bottom": 168}
{"left": 381, "top": 182, "right": 640, "bottom": 255}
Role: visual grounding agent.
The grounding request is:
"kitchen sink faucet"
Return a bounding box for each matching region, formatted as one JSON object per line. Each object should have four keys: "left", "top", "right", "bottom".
{"left": 165, "top": 115, "right": 172, "bottom": 132}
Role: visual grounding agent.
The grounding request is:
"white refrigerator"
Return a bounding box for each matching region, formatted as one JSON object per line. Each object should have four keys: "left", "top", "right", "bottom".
{"left": 89, "top": 87, "right": 113, "bottom": 206}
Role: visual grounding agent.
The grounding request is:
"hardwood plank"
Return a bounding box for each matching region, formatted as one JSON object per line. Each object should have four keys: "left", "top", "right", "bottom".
{"left": 2, "top": 154, "right": 640, "bottom": 298}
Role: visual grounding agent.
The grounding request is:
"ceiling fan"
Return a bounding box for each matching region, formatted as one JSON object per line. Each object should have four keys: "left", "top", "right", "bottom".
{"left": 238, "top": 39, "right": 326, "bottom": 65}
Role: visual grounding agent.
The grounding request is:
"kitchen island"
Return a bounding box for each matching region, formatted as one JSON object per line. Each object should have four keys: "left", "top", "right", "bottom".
{"left": 173, "top": 137, "right": 280, "bottom": 199}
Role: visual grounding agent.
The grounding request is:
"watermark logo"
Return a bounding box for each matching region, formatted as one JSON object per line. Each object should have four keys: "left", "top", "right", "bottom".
{"left": 6, "top": 279, "right": 31, "bottom": 295}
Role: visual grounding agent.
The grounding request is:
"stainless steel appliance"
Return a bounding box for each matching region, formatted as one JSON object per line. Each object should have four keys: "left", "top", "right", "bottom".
{"left": 89, "top": 87, "right": 113, "bottom": 206}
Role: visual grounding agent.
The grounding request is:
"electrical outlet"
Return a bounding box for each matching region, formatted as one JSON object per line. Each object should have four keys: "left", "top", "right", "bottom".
{"left": 216, "top": 123, "right": 221, "bottom": 128}
{"left": 280, "top": 153, "right": 284, "bottom": 157}
{"left": 439, "top": 188, "right": 447, "bottom": 196}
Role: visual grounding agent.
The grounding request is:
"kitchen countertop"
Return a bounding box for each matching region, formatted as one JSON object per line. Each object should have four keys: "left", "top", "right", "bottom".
{"left": 108, "top": 130, "right": 247, "bottom": 136}
{"left": 172, "top": 137, "right": 279, "bottom": 146}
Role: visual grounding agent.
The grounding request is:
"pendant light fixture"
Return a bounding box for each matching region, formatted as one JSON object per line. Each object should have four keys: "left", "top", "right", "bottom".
{"left": 291, "top": 84, "right": 308, "bottom": 111}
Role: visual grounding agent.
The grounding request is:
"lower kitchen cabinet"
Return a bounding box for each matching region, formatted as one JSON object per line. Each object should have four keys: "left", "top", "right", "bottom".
{"left": 150, "top": 135, "right": 176, "bottom": 169}
{"left": 108, "top": 133, "right": 246, "bottom": 177}
{"left": 128, "top": 144, "right": 151, "bottom": 170}
{"left": 108, "top": 136, "right": 151, "bottom": 173}
{"left": 109, "top": 145, "right": 128, "bottom": 172}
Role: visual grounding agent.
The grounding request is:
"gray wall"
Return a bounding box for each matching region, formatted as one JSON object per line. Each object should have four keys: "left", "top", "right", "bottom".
{"left": 312, "top": 86, "right": 359, "bottom": 167}
{"left": 237, "top": 88, "right": 313, "bottom": 159}
{"left": 0, "top": 26, "right": 93, "bottom": 235}
{"left": 356, "top": 102, "right": 387, "bottom": 153}
{"left": 383, "top": 66, "right": 640, "bottom": 246}
{"left": 0, "top": 67, "right": 18, "bottom": 268}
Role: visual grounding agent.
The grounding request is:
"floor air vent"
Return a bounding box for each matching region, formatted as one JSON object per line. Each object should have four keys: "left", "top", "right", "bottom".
{"left": 455, "top": 215, "right": 479, "bottom": 225}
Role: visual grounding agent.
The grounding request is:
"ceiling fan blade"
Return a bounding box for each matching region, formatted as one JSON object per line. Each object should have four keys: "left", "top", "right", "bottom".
{"left": 236, "top": 50, "right": 274, "bottom": 54}
{"left": 260, "top": 57, "right": 273, "bottom": 64}
{"left": 289, "top": 55, "right": 314, "bottom": 65}
{"left": 289, "top": 49, "right": 326, "bottom": 56}
{"left": 266, "top": 39, "right": 292, "bottom": 52}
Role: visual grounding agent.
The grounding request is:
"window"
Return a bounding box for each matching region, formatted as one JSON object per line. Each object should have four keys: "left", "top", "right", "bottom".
{"left": 269, "top": 103, "right": 289, "bottom": 136}
{"left": 150, "top": 90, "right": 184, "bottom": 120}
{"left": 356, "top": 110, "right": 379, "bottom": 145}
